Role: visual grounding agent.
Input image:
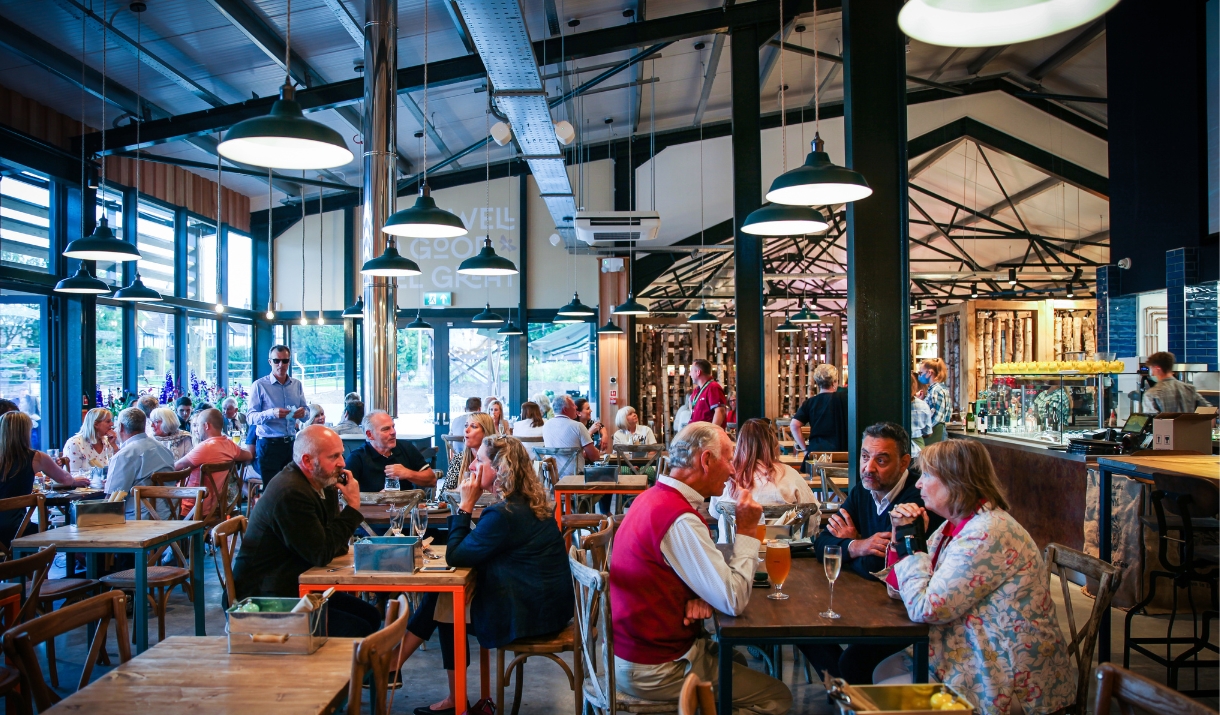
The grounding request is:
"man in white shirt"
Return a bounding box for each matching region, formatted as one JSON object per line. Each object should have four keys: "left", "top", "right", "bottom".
{"left": 542, "top": 394, "right": 602, "bottom": 476}
{"left": 448, "top": 396, "right": 482, "bottom": 437}
{"left": 608, "top": 422, "right": 791, "bottom": 714}
{"left": 106, "top": 407, "right": 175, "bottom": 519}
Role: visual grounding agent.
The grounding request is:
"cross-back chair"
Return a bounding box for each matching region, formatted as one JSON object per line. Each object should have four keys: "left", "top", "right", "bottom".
{"left": 611, "top": 444, "right": 664, "bottom": 477}
{"left": 346, "top": 595, "right": 410, "bottom": 715}
{"left": 1044, "top": 542, "right": 1121, "bottom": 715}
{"left": 198, "top": 461, "right": 242, "bottom": 530}
{"left": 0, "top": 546, "right": 55, "bottom": 632}
{"left": 211, "top": 515, "right": 247, "bottom": 611}
{"left": 677, "top": 673, "right": 716, "bottom": 715}
{"left": 148, "top": 467, "right": 190, "bottom": 488}
{"left": 1092, "top": 662, "right": 1216, "bottom": 715}
{"left": 0, "top": 494, "right": 45, "bottom": 562}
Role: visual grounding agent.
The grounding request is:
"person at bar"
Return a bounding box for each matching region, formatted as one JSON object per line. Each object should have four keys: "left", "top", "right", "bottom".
{"left": 688, "top": 359, "right": 727, "bottom": 428}
{"left": 332, "top": 399, "right": 365, "bottom": 436}
{"left": 1143, "top": 350, "right": 1211, "bottom": 414}
{"left": 347, "top": 410, "right": 435, "bottom": 492}
{"left": 150, "top": 407, "right": 194, "bottom": 461}
{"left": 789, "top": 363, "right": 847, "bottom": 452}
{"left": 879, "top": 439, "right": 1075, "bottom": 715}
{"left": 802, "top": 422, "right": 942, "bottom": 684}
{"left": 174, "top": 408, "right": 251, "bottom": 518}
{"left": 542, "top": 395, "right": 601, "bottom": 477}
{"left": 61, "top": 408, "right": 118, "bottom": 472}
{"left": 221, "top": 397, "right": 247, "bottom": 435}
{"left": 106, "top": 407, "right": 175, "bottom": 520}
{"left": 449, "top": 396, "right": 482, "bottom": 437}
{"left": 232, "top": 425, "right": 380, "bottom": 636}
{"left": 609, "top": 422, "right": 792, "bottom": 714}
{"left": 917, "top": 358, "right": 952, "bottom": 444}
{"left": 0, "top": 412, "right": 88, "bottom": 546}
{"left": 247, "top": 344, "right": 307, "bottom": 486}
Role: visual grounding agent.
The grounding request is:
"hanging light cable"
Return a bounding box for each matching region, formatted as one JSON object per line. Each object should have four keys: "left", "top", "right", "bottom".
{"left": 316, "top": 185, "right": 325, "bottom": 324}
{"left": 613, "top": 58, "right": 652, "bottom": 316}
{"left": 265, "top": 168, "right": 276, "bottom": 320}
{"left": 299, "top": 176, "right": 308, "bottom": 326}
{"left": 214, "top": 131, "right": 225, "bottom": 313}
{"left": 687, "top": 114, "right": 716, "bottom": 324}
{"left": 458, "top": 106, "right": 516, "bottom": 275}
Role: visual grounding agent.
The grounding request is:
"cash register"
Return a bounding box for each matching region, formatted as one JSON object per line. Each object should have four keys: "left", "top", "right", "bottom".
{"left": 1068, "top": 414, "right": 1153, "bottom": 456}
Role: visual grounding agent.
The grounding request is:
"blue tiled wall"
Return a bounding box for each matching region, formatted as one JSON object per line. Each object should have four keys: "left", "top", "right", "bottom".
{"left": 1165, "top": 248, "right": 1217, "bottom": 369}
{"left": 1165, "top": 248, "right": 1196, "bottom": 359}
{"left": 1185, "top": 281, "right": 1218, "bottom": 368}
{"left": 1097, "top": 265, "right": 1138, "bottom": 356}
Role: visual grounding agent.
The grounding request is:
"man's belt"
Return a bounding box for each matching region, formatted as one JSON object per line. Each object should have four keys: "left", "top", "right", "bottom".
{"left": 259, "top": 436, "right": 294, "bottom": 444}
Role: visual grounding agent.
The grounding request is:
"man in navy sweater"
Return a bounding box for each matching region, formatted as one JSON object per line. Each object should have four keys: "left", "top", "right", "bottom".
{"left": 803, "top": 422, "right": 943, "bottom": 684}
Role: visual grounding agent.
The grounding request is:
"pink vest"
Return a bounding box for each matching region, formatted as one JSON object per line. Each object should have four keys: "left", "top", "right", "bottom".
{"left": 609, "top": 483, "right": 705, "bottom": 664}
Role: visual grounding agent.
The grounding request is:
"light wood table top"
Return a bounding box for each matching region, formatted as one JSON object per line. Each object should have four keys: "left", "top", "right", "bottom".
{"left": 12, "top": 519, "right": 203, "bottom": 551}
{"left": 554, "top": 474, "right": 648, "bottom": 490}
{"left": 300, "top": 544, "right": 473, "bottom": 588}
{"left": 1097, "top": 455, "right": 1219, "bottom": 482}
{"left": 42, "top": 636, "right": 356, "bottom": 715}
{"left": 357, "top": 503, "right": 483, "bottom": 526}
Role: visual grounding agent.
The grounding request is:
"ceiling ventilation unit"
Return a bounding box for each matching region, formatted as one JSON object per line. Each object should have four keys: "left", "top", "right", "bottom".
{"left": 574, "top": 211, "right": 661, "bottom": 245}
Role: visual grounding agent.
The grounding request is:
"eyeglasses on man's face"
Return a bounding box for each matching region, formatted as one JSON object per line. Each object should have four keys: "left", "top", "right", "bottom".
{"left": 270, "top": 358, "right": 290, "bottom": 364}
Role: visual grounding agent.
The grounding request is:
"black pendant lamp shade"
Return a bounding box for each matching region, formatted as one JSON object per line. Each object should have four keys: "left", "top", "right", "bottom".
{"left": 218, "top": 83, "right": 353, "bottom": 170}
{"left": 598, "top": 319, "right": 624, "bottom": 335}
{"left": 54, "top": 266, "right": 111, "bottom": 294}
{"left": 557, "top": 292, "right": 596, "bottom": 317}
{"left": 472, "top": 303, "right": 503, "bottom": 324}
{"left": 791, "top": 305, "right": 820, "bottom": 323}
{"left": 498, "top": 317, "right": 524, "bottom": 336}
{"left": 458, "top": 237, "right": 518, "bottom": 276}
{"left": 406, "top": 310, "right": 432, "bottom": 330}
{"left": 612, "top": 294, "right": 649, "bottom": 315}
{"left": 553, "top": 313, "right": 584, "bottom": 324}
{"left": 360, "top": 237, "right": 421, "bottom": 276}
{"left": 766, "top": 134, "right": 872, "bottom": 207}
{"left": 741, "top": 203, "right": 829, "bottom": 236}
{"left": 111, "top": 273, "right": 162, "bottom": 302}
{"left": 342, "top": 296, "right": 364, "bottom": 318}
{"left": 686, "top": 304, "right": 719, "bottom": 324}
{"left": 775, "top": 313, "right": 800, "bottom": 333}
{"left": 383, "top": 185, "right": 468, "bottom": 239}
{"left": 62, "top": 217, "right": 141, "bottom": 263}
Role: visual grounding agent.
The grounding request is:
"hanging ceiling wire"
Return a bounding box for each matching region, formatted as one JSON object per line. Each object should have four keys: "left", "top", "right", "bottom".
{"left": 300, "top": 170, "right": 307, "bottom": 326}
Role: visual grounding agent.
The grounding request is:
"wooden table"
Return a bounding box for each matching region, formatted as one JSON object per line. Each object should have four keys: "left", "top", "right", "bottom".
{"left": 714, "top": 557, "right": 929, "bottom": 714}
{"left": 12, "top": 519, "right": 206, "bottom": 653}
{"left": 42, "top": 636, "right": 357, "bottom": 714}
{"left": 552, "top": 474, "right": 649, "bottom": 528}
{"left": 1094, "top": 454, "right": 1220, "bottom": 663}
{"left": 300, "top": 545, "right": 487, "bottom": 714}
{"left": 357, "top": 503, "right": 483, "bottom": 528}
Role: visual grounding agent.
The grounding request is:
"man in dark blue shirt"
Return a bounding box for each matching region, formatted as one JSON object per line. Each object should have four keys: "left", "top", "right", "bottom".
{"left": 805, "top": 422, "right": 943, "bottom": 684}
{"left": 346, "top": 410, "right": 435, "bottom": 492}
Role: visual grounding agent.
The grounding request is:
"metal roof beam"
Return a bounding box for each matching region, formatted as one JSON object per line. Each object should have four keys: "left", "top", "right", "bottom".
{"left": 693, "top": 34, "right": 726, "bottom": 126}
{"left": 1028, "top": 19, "right": 1105, "bottom": 81}
{"left": 967, "top": 45, "right": 1008, "bottom": 75}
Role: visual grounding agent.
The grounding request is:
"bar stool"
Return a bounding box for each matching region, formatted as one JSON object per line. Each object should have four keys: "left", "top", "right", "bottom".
{"left": 1123, "top": 473, "right": 1218, "bottom": 696}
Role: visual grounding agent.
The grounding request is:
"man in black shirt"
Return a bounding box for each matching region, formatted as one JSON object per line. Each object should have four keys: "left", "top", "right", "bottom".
{"left": 346, "top": 409, "right": 436, "bottom": 492}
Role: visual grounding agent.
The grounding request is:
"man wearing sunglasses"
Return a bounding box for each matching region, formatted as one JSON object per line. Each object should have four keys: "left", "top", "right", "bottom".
{"left": 248, "top": 345, "right": 308, "bottom": 485}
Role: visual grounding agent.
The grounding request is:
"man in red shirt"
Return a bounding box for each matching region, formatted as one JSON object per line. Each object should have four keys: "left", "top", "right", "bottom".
{"left": 688, "top": 359, "right": 726, "bottom": 428}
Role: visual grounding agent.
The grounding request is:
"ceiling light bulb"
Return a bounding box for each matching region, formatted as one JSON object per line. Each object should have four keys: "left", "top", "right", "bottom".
{"left": 898, "top": 0, "right": 1120, "bottom": 48}
{"left": 266, "top": 309, "right": 276, "bottom": 320}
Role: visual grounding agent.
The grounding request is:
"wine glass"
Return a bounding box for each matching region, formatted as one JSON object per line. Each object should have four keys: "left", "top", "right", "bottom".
{"left": 387, "top": 505, "right": 406, "bottom": 537}
{"left": 821, "top": 545, "right": 842, "bottom": 618}
{"left": 765, "top": 541, "right": 791, "bottom": 600}
{"left": 411, "top": 506, "right": 429, "bottom": 538}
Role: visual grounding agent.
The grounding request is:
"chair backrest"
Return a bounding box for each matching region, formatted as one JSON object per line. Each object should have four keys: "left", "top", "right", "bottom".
{"left": 199, "top": 461, "right": 241, "bottom": 524}
{"left": 678, "top": 673, "right": 716, "bottom": 715}
{"left": 516, "top": 435, "right": 544, "bottom": 443}
{"left": 535, "top": 447, "right": 583, "bottom": 478}
{"left": 211, "top": 515, "right": 247, "bottom": 609}
{"left": 148, "top": 467, "right": 191, "bottom": 487}
{"left": 442, "top": 435, "right": 466, "bottom": 465}
{"left": 1045, "top": 542, "right": 1121, "bottom": 715}
{"left": 0, "top": 493, "right": 45, "bottom": 560}
{"left": 562, "top": 514, "right": 613, "bottom": 570}
{"left": 611, "top": 444, "right": 664, "bottom": 475}
{"left": 0, "top": 546, "right": 55, "bottom": 628}
{"left": 1092, "top": 662, "right": 1215, "bottom": 715}
{"left": 346, "top": 595, "right": 410, "bottom": 715}
{"left": 2, "top": 590, "right": 131, "bottom": 712}
{"left": 580, "top": 519, "right": 616, "bottom": 571}
{"left": 536, "top": 456, "right": 560, "bottom": 491}
{"left": 569, "top": 545, "right": 616, "bottom": 715}
{"left": 132, "top": 486, "right": 207, "bottom": 568}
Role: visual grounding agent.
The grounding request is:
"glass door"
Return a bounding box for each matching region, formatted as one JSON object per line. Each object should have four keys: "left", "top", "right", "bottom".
{"left": 396, "top": 326, "right": 435, "bottom": 439}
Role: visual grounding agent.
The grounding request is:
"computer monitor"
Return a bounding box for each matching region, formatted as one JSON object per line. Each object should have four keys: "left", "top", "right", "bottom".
{"left": 1120, "top": 413, "right": 1151, "bottom": 434}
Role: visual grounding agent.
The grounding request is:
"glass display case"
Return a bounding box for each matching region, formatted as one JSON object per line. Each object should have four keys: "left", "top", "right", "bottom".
{"left": 972, "top": 371, "right": 1115, "bottom": 446}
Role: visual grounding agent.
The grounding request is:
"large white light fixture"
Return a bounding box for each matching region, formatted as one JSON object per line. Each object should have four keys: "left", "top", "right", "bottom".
{"left": 898, "top": 0, "right": 1119, "bottom": 48}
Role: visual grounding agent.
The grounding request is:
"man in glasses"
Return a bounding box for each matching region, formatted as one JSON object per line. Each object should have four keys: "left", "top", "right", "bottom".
{"left": 248, "top": 345, "right": 307, "bottom": 485}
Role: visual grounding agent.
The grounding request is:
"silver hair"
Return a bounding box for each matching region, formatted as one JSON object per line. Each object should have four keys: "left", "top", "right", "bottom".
{"left": 117, "top": 407, "right": 146, "bottom": 435}
{"left": 293, "top": 424, "right": 338, "bottom": 465}
{"left": 305, "top": 403, "right": 325, "bottom": 424}
{"left": 150, "top": 407, "right": 180, "bottom": 435}
{"left": 221, "top": 396, "right": 238, "bottom": 410}
{"left": 551, "top": 394, "right": 572, "bottom": 415}
{"left": 615, "top": 406, "right": 637, "bottom": 433}
{"left": 668, "top": 422, "right": 727, "bottom": 470}
{"left": 361, "top": 409, "right": 392, "bottom": 434}
{"left": 136, "top": 394, "right": 159, "bottom": 416}
{"left": 813, "top": 363, "right": 839, "bottom": 390}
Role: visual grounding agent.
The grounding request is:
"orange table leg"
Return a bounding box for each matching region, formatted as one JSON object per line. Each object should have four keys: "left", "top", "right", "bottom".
{"left": 453, "top": 586, "right": 468, "bottom": 714}
{"left": 0, "top": 594, "right": 18, "bottom": 632}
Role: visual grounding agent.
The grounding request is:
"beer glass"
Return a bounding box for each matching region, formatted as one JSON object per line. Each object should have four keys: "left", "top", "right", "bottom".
{"left": 765, "top": 541, "right": 791, "bottom": 600}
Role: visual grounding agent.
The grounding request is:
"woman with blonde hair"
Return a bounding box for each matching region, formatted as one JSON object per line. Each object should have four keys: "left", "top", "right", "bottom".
{"left": 880, "top": 439, "right": 1074, "bottom": 714}
{"left": 1, "top": 412, "right": 88, "bottom": 545}
{"left": 442, "top": 411, "right": 497, "bottom": 495}
{"left": 487, "top": 399, "right": 512, "bottom": 436}
{"left": 149, "top": 407, "right": 194, "bottom": 461}
{"left": 61, "top": 407, "right": 118, "bottom": 472}
{"left": 613, "top": 406, "right": 657, "bottom": 445}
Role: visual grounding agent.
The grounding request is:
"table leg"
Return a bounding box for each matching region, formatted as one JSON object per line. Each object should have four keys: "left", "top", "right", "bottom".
{"left": 134, "top": 551, "right": 149, "bottom": 654}
{"left": 1098, "top": 467, "right": 1113, "bottom": 664}
{"left": 192, "top": 532, "right": 206, "bottom": 636}
{"left": 913, "top": 640, "right": 929, "bottom": 683}
{"left": 718, "top": 638, "right": 734, "bottom": 715}
{"left": 554, "top": 494, "right": 564, "bottom": 530}
{"left": 85, "top": 554, "right": 98, "bottom": 646}
{"left": 453, "top": 587, "right": 468, "bottom": 714}
{"left": 480, "top": 645, "right": 490, "bottom": 700}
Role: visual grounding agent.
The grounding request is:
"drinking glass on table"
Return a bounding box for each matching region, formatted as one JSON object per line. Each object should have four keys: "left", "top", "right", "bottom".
{"left": 821, "top": 544, "right": 842, "bottom": 618}
{"left": 765, "top": 541, "right": 791, "bottom": 600}
{"left": 411, "top": 506, "right": 429, "bottom": 538}
{"left": 384, "top": 474, "right": 401, "bottom": 492}
{"left": 388, "top": 505, "right": 406, "bottom": 536}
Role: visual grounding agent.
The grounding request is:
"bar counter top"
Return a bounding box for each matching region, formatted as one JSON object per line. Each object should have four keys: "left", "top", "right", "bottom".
{"left": 948, "top": 429, "right": 1092, "bottom": 462}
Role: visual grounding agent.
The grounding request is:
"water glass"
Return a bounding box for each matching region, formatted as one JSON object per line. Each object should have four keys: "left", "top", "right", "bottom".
{"left": 387, "top": 506, "right": 406, "bottom": 537}
{"left": 384, "top": 475, "right": 401, "bottom": 492}
{"left": 821, "top": 545, "right": 842, "bottom": 618}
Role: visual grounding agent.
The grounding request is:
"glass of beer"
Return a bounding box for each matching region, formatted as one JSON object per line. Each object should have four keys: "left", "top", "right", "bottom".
{"left": 821, "top": 545, "right": 842, "bottom": 618}
{"left": 765, "top": 541, "right": 791, "bottom": 600}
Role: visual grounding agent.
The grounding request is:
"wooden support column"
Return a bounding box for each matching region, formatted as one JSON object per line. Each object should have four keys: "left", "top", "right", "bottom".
{"left": 731, "top": 22, "right": 765, "bottom": 422}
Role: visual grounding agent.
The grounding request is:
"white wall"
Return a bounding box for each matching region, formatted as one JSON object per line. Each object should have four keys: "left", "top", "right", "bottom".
{"left": 526, "top": 159, "right": 609, "bottom": 310}
{"left": 272, "top": 209, "right": 346, "bottom": 311}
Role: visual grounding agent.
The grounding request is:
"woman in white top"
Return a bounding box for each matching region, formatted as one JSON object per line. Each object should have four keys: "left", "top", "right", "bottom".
{"left": 487, "top": 399, "right": 512, "bottom": 436}
{"left": 713, "top": 418, "right": 817, "bottom": 542}
{"left": 61, "top": 408, "right": 118, "bottom": 472}
{"left": 612, "top": 406, "right": 657, "bottom": 445}
{"left": 511, "top": 402, "right": 545, "bottom": 458}
{"left": 149, "top": 407, "right": 194, "bottom": 461}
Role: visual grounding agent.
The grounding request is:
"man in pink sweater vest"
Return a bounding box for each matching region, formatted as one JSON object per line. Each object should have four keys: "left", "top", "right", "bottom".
{"left": 609, "top": 422, "right": 792, "bottom": 713}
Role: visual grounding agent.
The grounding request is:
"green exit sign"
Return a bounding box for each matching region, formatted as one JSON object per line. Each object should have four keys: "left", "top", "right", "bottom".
{"left": 423, "top": 292, "right": 452, "bottom": 306}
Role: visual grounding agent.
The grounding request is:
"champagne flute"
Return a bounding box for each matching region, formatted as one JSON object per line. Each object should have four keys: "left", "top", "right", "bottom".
{"left": 821, "top": 545, "right": 842, "bottom": 618}
{"left": 388, "top": 505, "right": 406, "bottom": 536}
{"left": 411, "top": 506, "right": 429, "bottom": 538}
{"left": 765, "top": 541, "right": 791, "bottom": 600}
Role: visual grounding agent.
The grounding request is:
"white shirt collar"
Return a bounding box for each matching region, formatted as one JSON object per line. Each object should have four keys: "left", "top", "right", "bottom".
{"left": 870, "top": 469, "right": 909, "bottom": 515}
{"left": 658, "top": 476, "right": 704, "bottom": 508}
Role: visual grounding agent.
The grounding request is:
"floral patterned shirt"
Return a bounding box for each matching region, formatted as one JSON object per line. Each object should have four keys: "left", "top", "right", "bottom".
{"left": 156, "top": 432, "right": 195, "bottom": 462}
{"left": 63, "top": 433, "right": 118, "bottom": 473}
{"left": 893, "top": 507, "right": 1075, "bottom": 715}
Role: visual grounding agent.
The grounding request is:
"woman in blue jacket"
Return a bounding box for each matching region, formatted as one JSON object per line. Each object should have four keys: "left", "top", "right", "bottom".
{"left": 400, "top": 435, "right": 573, "bottom": 715}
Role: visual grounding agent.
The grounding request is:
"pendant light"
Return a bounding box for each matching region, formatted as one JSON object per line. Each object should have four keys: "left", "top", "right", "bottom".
{"left": 597, "top": 319, "right": 624, "bottom": 335}
{"left": 613, "top": 295, "right": 650, "bottom": 315}
{"left": 898, "top": 0, "right": 1119, "bottom": 48}
{"left": 498, "top": 308, "right": 524, "bottom": 336}
{"left": 776, "top": 312, "right": 800, "bottom": 333}
{"left": 382, "top": 2, "right": 466, "bottom": 239}
{"left": 615, "top": 60, "right": 654, "bottom": 318}
{"left": 112, "top": 272, "right": 163, "bottom": 302}
{"left": 791, "top": 302, "right": 820, "bottom": 323}
{"left": 213, "top": 133, "right": 226, "bottom": 313}
{"left": 686, "top": 304, "right": 719, "bottom": 324}
{"left": 1008, "top": 267, "right": 1018, "bottom": 286}
{"left": 743, "top": 0, "right": 831, "bottom": 236}
{"left": 970, "top": 283, "right": 979, "bottom": 299}
{"left": 472, "top": 303, "right": 503, "bottom": 325}
{"left": 406, "top": 309, "right": 432, "bottom": 331}
{"left": 553, "top": 314, "right": 584, "bottom": 324}
{"left": 459, "top": 112, "right": 517, "bottom": 275}
{"left": 360, "top": 237, "right": 421, "bottom": 276}
{"left": 766, "top": 0, "right": 871, "bottom": 207}
{"left": 557, "top": 292, "right": 596, "bottom": 317}
{"left": 264, "top": 168, "right": 276, "bottom": 320}
{"left": 343, "top": 296, "right": 364, "bottom": 318}
{"left": 218, "top": 0, "right": 352, "bottom": 169}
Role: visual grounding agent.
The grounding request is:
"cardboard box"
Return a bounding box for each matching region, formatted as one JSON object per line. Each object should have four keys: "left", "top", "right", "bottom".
{"left": 1152, "top": 412, "right": 1215, "bottom": 453}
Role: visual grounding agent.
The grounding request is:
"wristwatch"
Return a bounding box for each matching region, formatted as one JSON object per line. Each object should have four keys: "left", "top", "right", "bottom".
{"left": 457, "top": 507, "right": 473, "bottom": 517}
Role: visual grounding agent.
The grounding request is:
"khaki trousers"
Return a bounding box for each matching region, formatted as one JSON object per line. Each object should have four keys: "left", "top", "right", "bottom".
{"left": 614, "top": 638, "right": 792, "bottom": 715}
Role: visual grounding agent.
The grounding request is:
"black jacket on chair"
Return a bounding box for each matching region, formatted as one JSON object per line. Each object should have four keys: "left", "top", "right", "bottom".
{"left": 233, "top": 462, "right": 364, "bottom": 600}
{"left": 445, "top": 493, "right": 574, "bottom": 649}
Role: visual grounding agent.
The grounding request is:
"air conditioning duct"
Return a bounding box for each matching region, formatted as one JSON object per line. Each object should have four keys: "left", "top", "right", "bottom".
{"left": 574, "top": 211, "right": 661, "bottom": 245}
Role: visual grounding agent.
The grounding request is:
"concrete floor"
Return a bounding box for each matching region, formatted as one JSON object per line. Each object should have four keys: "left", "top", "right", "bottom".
{"left": 23, "top": 553, "right": 1220, "bottom": 714}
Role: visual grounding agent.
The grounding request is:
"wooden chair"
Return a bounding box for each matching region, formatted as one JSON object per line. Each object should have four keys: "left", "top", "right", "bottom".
{"left": 2, "top": 590, "right": 131, "bottom": 713}
{"left": 442, "top": 435, "right": 466, "bottom": 467}
{"left": 246, "top": 476, "right": 264, "bottom": 515}
{"left": 0, "top": 546, "right": 55, "bottom": 630}
{"left": 99, "top": 486, "right": 206, "bottom": 644}
{"left": 0, "top": 494, "right": 45, "bottom": 562}
{"left": 346, "top": 595, "right": 410, "bottom": 715}
{"left": 210, "top": 515, "right": 247, "bottom": 611}
{"left": 536, "top": 456, "right": 560, "bottom": 492}
{"left": 1092, "top": 662, "right": 1216, "bottom": 715}
{"left": 199, "top": 461, "right": 242, "bottom": 529}
{"left": 1044, "top": 542, "right": 1121, "bottom": 715}
{"left": 0, "top": 664, "right": 21, "bottom": 715}
{"left": 534, "top": 447, "right": 583, "bottom": 482}
{"left": 148, "top": 467, "right": 190, "bottom": 487}
{"left": 677, "top": 673, "right": 715, "bottom": 715}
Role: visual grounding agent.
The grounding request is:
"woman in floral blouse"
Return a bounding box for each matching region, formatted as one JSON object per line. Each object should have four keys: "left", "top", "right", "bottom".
{"left": 150, "top": 407, "right": 194, "bottom": 461}
{"left": 61, "top": 408, "right": 118, "bottom": 472}
{"left": 884, "top": 439, "right": 1075, "bottom": 715}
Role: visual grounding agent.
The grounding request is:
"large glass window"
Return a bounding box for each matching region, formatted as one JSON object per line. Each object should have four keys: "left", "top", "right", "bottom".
{"left": 291, "top": 324, "right": 345, "bottom": 423}
{"left": 94, "top": 186, "right": 125, "bottom": 286}
{"left": 397, "top": 327, "right": 434, "bottom": 436}
{"left": 0, "top": 291, "right": 45, "bottom": 447}
{"left": 186, "top": 217, "right": 218, "bottom": 302}
{"left": 528, "top": 323, "right": 592, "bottom": 409}
{"left": 96, "top": 304, "right": 123, "bottom": 403}
{"left": 226, "top": 230, "right": 253, "bottom": 310}
{"left": 136, "top": 200, "right": 175, "bottom": 295}
{"left": 227, "top": 322, "right": 253, "bottom": 388}
{"left": 187, "top": 317, "right": 217, "bottom": 388}
{"left": 450, "top": 328, "right": 509, "bottom": 422}
{"left": 137, "top": 310, "right": 175, "bottom": 393}
{"left": 0, "top": 173, "right": 51, "bottom": 272}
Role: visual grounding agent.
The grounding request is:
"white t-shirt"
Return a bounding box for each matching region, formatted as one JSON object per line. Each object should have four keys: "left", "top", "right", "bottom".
{"left": 718, "top": 463, "right": 817, "bottom": 505}
{"left": 613, "top": 424, "right": 658, "bottom": 445}
{"left": 541, "top": 415, "right": 593, "bottom": 476}
{"left": 512, "top": 419, "right": 546, "bottom": 439}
